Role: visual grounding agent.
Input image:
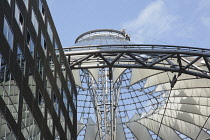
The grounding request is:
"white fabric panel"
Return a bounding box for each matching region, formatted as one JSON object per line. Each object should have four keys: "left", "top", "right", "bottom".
{"left": 165, "top": 102, "right": 210, "bottom": 117}
{"left": 77, "top": 121, "right": 85, "bottom": 135}
{"left": 144, "top": 72, "right": 196, "bottom": 88}
{"left": 169, "top": 96, "right": 210, "bottom": 106}
{"left": 72, "top": 70, "right": 82, "bottom": 87}
{"left": 155, "top": 78, "right": 210, "bottom": 92}
{"left": 84, "top": 118, "right": 97, "bottom": 140}
{"left": 158, "top": 107, "right": 210, "bottom": 130}
{"left": 88, "top": 68, "right": 99, "bottom": 83}
{"left": 113, "top": 68, "right": 126, "bottom": 83}
{"left": 168, "top": 88, "right": 210, "bottom": 98}
{"left": 147, "top": 113, "right": 210, "bottom": 140}
{"left": 138, "top": 117, "right": 182, "bottom": 140}
{"left": 130, "top": 69, "right": 162, "bottom": 85}
{"left": 116, "top": 117, "right": 126, "bottom": 140}
{"left": 126, "top": 114, "right": 152, "bottom": 140}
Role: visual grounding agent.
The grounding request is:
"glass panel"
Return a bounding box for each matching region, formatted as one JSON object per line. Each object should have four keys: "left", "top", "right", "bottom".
{"left": 55, "top": 127, "right": 60, "bottom": 140}
{"left": 36, "top": 53, "right": 44, "bottom": 79}
{"left": 49, "top": 52, "right": 55, "bottom": 76}
{"left": 0, "top": 112, "right": 16, "bottom": 139}
{"left": 67, "top": 77, "right": 72, "bottom": 96}
{"left": 39, "top": 0, "right": 45, "bottom": 21}
{"left": 67, "top": 128, "right": 71, "bottom": 139}
{"left": 69, "top": 105, "right": 73, "bottom": 123}
{"left": 47, "top": 110, "right": 53, "bottom": 134}
{"left": 28, "top": 68, "right": 36, "bottom": 97}
{"left": 60, "top": 110, "right": 65, "bottom": 132}
{"left": 47, "top": 21, "right": 53, "bottom": 42}
{"left": 46, "top": 77, "right": 52, "bottom": 99}
{"left": 38, "top": 91, "right": 45, "bottom": 117}
{"left": 3, "top": 17, "right": 13, "bottom": 49}
{"left": 54, "top": 41, "right": 59, "bottom": 53}
{"left": 7, "top": 0, "right": 11, "bottom": 5}
{"left": 17, "top": 45, "right": 26, "bottom": 75}
{"left": 23, "top": 0, "right": 29, "bottom": 10}
{"left": 0, "top": 56, "right": 20, "bottom": 123}
{"left": 41, "top": 32, "right": 47, "bottom": 55}
{"left": 31, "top": 8, "right": 38, "bottom": 35}
{"left": 15, "top": 2, "right": 24, "bottom": 33}
{"left": 54, "top": 94, "right": 59, "bottom": 115}
{"left": 26, "top": 31, "right": 35, "bottom": 57}
{"left": 21, "top": 98, "right": 41, "bottom": 140}
{"left": 63, "top": 90, "right": 67, "bottom": 110}
{"left": 57, "top": 74, "right": 61, "bottom": 94}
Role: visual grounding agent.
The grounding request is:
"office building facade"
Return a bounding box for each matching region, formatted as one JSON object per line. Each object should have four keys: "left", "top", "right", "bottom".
{"left": 0, "top": 0, "right": 77, "bottom": 139}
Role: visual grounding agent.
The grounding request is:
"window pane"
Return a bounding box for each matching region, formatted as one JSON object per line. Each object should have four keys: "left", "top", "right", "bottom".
{"left": 15, "top": 3, "right": 24, "bottom": 33}
{"left": 23, "top": 0, "right": 29, "bottom": 10}
{"left": 47, "top": 21, "right": 53, "bottom": 42}
{"left": 3, "top": 17, "right": 13, "bottom": 49}
{"left": 31, "top": 9, "right": 38, "bottom": 34}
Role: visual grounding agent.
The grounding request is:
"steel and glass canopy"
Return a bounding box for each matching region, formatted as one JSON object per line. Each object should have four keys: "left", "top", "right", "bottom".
{"left": 64, "top": 29, "right": 210, "bottom": 140}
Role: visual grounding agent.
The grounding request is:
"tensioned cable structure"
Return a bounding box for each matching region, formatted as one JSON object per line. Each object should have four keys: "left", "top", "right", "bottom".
{"left": 64, "top": 29, "right": 210, "bottom": 140}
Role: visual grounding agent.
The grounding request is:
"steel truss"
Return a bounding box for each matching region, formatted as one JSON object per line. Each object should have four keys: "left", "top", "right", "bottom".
{"left": 66, "top": 44, "right": 210, "bottom": 79}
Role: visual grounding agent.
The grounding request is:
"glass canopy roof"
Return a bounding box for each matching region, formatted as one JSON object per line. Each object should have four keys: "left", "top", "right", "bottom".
{"left": 67, "top": 29, "right": 210, "bottom": 140}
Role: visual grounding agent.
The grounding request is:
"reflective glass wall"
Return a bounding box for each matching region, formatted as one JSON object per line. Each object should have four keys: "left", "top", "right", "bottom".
{"left": 0, "top": 0, "right": 77, "bottom": 139}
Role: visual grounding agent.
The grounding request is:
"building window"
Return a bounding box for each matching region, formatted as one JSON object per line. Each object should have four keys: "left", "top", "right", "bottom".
{"left": 39, "top": 0, "right": 45, "bottom": 21}
{"left": 57, "top": 73, "right": 62, "bottom": 93}
{"left": 60, "top": 110, "right": 65, "bottom": 131}
{"left": 47, "top": 110, "right": 53, "bottom": 134}
{"left": 23, "top": 0, "right": 29, "bottom": 10}
{"left": 37, "top": 53, "right": 44, "bottom": 79}
{"left": 17, "top": 45, "right": 26, "bottom": 75}
{"left": 55, "top": 41, "right": 60, "bottom": 62}
{"left": 69, "top": 105, "right": 73, "bottom": 123}
{"left": 3, "top": 17, "right": 14, "bottom": 49}
{"left": 49, "top": 52, "right": 55, "bottom": 75}
{"left": 46, "top": 77, "right": 52, "bottom": 99}
{"left": 47, "top": 21, "right": 53, "bottom": 42}
{"left": 54, "top": 41, "right": 59, "bottom": 53}
{"left": 31, "top": 8, "right": 39, "bottom": 35}
{"left": 26, "top": 30, "right": 35, "bottom": 57}
{"left": 41, "top": 32, "right": 47, "bottom": 55}
{"left": 7, "top": 0, "right": 11, "bottom": 5}
{"left": 28, "top": 68, "right": 36, "bottom": 97}
{"left": 67, "top": 77, "right": 72, "bottom": 96}
{"left": 15, "top": 2, "right": 24, "bottom": 33}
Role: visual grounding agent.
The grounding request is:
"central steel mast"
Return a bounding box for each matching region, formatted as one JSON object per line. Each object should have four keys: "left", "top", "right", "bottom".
{"left": 87, "top": 68, "right": 118, "bottom": 140}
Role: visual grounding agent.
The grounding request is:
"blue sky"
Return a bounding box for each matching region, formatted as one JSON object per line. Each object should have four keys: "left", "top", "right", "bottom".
{"left": 46, "top": 0, "right": 210, "bottom": 49}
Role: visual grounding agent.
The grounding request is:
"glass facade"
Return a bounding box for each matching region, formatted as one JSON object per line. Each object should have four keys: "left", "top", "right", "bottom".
{"left": 0, "top": 0, "right": 77, "bottom": 139}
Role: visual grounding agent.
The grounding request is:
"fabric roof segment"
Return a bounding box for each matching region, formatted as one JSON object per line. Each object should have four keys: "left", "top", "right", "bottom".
{"left": 130, "top": 68, "right": 163, "bottom": 85}
{"left": 72, "top": 69, "right": 82, "bottom": 87}
{"left": 155, "top": 78, "right": 210, "bottom": 92}
{"left": 126, "top": 114, "right": 153, "bottom": 140}
{"left": 116, "top": 117, "right": 126, "bottom": 140}
{"left": 88, "top": 68, "right": 99, "bottom": 83}
{"left": 84, "top": 118, "right": 98, "bottom": 140}
{"left": 113, "top": 68, "right": 126, "bottom": 83}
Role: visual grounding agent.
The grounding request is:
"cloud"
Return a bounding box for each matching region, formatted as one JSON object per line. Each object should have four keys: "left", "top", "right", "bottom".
{"left": 197, "top": 0, "right": 210, "bottom": 11}
{"left": 201, "top": 16, "right": 210, "bottom": 28}
{"left": 122, "top": 0, "right": 178, "bottom": 44}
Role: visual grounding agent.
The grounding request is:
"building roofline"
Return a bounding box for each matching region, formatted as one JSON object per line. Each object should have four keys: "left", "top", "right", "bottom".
{"left": 75, "top": 29, "right": 130, "bottom": 43}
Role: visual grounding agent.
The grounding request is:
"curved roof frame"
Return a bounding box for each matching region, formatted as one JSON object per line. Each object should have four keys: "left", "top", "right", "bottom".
{"left": 65, "top": 44, "right": 210, "bottom": 80}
